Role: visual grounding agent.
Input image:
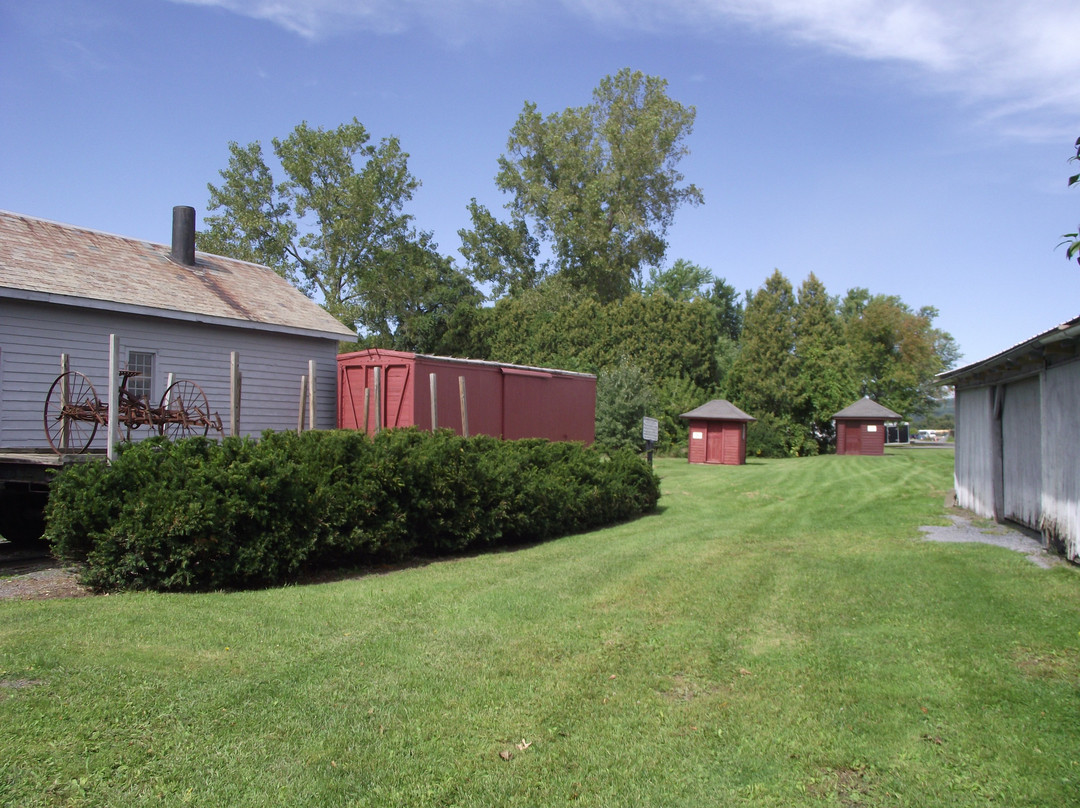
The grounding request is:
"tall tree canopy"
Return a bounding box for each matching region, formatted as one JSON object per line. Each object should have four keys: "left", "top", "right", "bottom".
{"left": 464, "top": 68, "right": 703, "bottom": 303}
{"left": 727, "top": 270, "right": 797, "bottom": 419}
{"left": 718, "top": 271, "right": 958, "bottom": 456}
{"left": 842, "top": 296, "right": 959, "bottom": 419}
{"left": 792, "top": 274, "right": 858, "bottom": 448}
{"left": 643, "top": 259, "right": 714, "bottom": 302}
{"left": 197, "top": 118, "right": 475, "bottom": 348}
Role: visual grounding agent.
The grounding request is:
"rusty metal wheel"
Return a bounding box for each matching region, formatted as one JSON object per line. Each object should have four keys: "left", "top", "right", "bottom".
{"left": 43, "top": 371, "right": 101, "bottom": 454}
{"left": 159, "top": 379, "right": 213, "bottom": 440}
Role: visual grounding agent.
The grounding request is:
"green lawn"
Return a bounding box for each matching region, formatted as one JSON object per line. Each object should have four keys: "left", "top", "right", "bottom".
{"left": 2, "top": 449, "right": 1078, "bottom": 807}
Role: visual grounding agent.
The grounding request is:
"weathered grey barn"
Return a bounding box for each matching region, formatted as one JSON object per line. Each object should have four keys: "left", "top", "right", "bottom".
{"left": 939, "top": 315, "right": 1080, "bottom": 561}
{"left": 0, "top": 207, "right": 355, "bottom": 451}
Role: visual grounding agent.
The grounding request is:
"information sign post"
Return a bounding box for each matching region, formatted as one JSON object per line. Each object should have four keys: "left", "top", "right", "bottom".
{"left": 642, "top": 416, "right": 659, "bottom": 467}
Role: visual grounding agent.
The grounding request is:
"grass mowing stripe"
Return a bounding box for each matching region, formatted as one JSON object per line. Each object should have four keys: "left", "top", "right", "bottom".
{"left": 2, "top": 450, "right": 1078, "bottom": 806}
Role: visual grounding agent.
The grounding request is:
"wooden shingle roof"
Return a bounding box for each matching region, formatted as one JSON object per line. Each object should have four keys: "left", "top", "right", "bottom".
{"left": 680, "top": 399, "right": 756, "bottom": 422}
{"left": 0, "top": 210, "right": 355, "bottom": 341}
{"left": 832, "top": 398, "right": 900, "bottom": 420}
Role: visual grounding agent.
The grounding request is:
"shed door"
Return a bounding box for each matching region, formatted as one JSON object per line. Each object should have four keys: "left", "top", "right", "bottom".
{"left": 1001, "top": 377, "right": 1042, "bottom": 529}
{"left": 843, "top": 423, "right": 862, "bottom": 454}
{"left": 705, "top": 422, "right": 725, "bottom": 463}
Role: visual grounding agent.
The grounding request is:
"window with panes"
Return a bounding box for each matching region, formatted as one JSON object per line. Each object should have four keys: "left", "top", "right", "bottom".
{"left": 127, "top": 351, "right": 154, "bottom": 401}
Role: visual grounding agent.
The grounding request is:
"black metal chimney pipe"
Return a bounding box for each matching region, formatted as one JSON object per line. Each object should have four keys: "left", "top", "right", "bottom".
{"left": 171, "top": 205, "right": 196, "bottom": 266}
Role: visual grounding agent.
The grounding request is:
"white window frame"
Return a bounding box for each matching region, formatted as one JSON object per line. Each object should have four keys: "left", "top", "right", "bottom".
{"left": 125, "top": 350, "right": 156, "bottom": 402}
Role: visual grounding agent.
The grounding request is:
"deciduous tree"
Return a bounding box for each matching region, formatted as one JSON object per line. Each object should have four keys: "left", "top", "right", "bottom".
{"left": 478, "top": 68, "right": 703, "bottom": 302}
{"left": 644, "top": 259, "right": 713, "bottom": 301}
{"left": 197, "top": 118, "right": 475, "bottom": 345}
{"left": 457, "top": 199, "right": 542, "bottom": 299}
{"left": 843, "top": 295, "right": 958, "bottom": 419}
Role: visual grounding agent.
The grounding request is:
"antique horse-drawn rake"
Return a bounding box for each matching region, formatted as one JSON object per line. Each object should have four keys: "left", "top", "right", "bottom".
{"left": 44, "top": 368, "right": 223, "bottom": 454}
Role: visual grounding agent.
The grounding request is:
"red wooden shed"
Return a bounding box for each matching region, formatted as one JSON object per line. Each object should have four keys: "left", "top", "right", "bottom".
{"left": 680, "top": 400, "right": 756, "bottom": 465}
{"left": 337, "top": 349, "right": 596, "bottom": 443}
{"left": 832, "top": 398, "right": 901, "bottom": 455}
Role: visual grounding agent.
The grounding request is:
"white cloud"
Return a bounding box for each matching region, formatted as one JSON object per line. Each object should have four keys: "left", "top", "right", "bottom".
{"left": 171, "top": 0, "right": 405, "bottom": 37}
{"left": 705, "top": 1, "right": 1080, "bottom": 124}
{"left": 170, "top": 0, "right": 1080, "bottom": 135}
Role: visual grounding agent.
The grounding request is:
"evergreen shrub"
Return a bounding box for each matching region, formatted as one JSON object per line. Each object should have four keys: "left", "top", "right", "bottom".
{"left": 46, "top": 430, "right": 660, "bottom": 592}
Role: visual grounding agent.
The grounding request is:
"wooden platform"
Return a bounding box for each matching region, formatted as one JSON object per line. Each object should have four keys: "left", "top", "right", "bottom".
{"left": 0, "top": 451, "right": 104, "bottom": 487}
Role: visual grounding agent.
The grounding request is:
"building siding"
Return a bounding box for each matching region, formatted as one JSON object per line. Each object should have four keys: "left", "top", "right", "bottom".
{"left": 954, "top": 386, "right": 996, "bottom": 520}
{"left": 1, "top": 299, "right": 339, "bottom": 450}
{"left": 1001, "top": 376, "right": 1042, "bottom": 529}
{"left": 1041, "top": 361, "right": 1080, "bottom": 558}
{"left": 336, "top": 350, "right": 595, "bottom": 443}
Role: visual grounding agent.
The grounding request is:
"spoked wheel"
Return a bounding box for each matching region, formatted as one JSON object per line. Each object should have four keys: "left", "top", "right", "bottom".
{"left": 159, "top": 380, "right": 215, "bottom": 440}
{"left": 44, "top": 371, "right": 101, "bottom": 454}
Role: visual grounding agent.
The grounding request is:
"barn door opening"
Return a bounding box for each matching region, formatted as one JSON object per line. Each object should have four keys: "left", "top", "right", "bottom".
{"left": 1001, "top": 377, "right": 1042, "bottom": 529}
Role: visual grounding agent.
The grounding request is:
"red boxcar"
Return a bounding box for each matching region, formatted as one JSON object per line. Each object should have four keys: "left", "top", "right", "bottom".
{"left": 680, "top": 399, "right": 756, "bottom": 465}
{"left": 832, "top": 398, "right": 901, "bottom": 455}
{"left": 337, "top": 349, "right": 596, "bottom": 444}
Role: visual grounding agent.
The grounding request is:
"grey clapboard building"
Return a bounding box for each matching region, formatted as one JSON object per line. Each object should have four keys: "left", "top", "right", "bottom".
{"left": 939, "top": 316, "right": 1080, "bottom": 561}
{"left": 0, "top": 207, "right": 356, "bottom": 451}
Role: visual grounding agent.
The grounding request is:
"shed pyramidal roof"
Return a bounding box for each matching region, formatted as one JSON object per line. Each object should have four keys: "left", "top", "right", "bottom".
{"left": 679, "top": 399, "right": 756, "bottom": 422}
{"left": 832, "top": 397, "right": 901, "bottom": 420}
{"left": 0, "top": 209, "right": 356, "bottom": 341}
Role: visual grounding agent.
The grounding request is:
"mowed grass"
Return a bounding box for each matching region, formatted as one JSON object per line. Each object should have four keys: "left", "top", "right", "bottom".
{"left": 2, "top": 449, "right": 1079, "bottom": 807}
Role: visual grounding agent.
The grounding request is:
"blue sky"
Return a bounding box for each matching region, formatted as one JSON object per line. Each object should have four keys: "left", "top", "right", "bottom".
{"left": 2, "top": 0, "right": 1079, "bottom": 366}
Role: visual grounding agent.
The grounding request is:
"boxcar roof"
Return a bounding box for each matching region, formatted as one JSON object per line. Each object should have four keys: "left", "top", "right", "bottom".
{"left": 0, "top": 209, "right": 356, "bottom": 341}
{"left": 338, "top": 348, "right": 597, "bottom": 379}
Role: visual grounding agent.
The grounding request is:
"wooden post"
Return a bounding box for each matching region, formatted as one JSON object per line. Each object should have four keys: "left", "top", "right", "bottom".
{"left": 163, "top": 372, "right": 175, "bottom": 407}
{"left": 458, "top": 375, "right": 469, "bottom": 438}
{"left": 107, "top": 334, "right": 119, "bottom": 463}
{"left": 308, "top": 359, "right": 317, "bottom": 432}
{"left": 230, "top": 351, "right": 241, "bottom": 437}
{"left": 363, "top": 388, "right": 370, "bottom": 435}
{"left": 429, "top": 372, "right": 438, "bottom": 431}
{"left": 298, "top": 375, "right": 308, "bottom": 433}
{"left": 373, "top": 367, "right": 382, "bottom": 435}
{"left": 59, "top": 353, "right": 70, "bottom": 451}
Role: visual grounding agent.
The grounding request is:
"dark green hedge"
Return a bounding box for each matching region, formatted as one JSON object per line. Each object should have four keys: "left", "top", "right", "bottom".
{"left": 45, "top": 429, "right": 660, "bottom": 593}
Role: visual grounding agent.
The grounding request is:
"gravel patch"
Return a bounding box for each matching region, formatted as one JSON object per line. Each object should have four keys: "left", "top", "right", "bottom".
{"left": 920, "top": 514, "right": 1062, "bottom": 568}
{"left": 0, "top": 559, "right": 91, "bottom": 600}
